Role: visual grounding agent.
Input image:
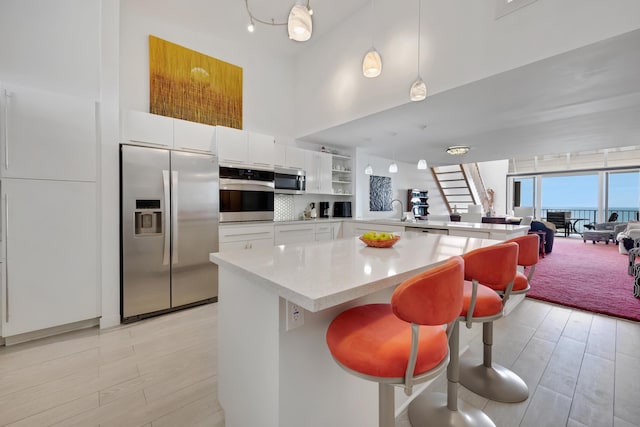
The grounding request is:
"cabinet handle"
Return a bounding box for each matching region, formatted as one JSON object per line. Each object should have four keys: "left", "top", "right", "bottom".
{"left": 177, "top": 147, "right": 211, "bottom": 154}
{"left": 280, "top": 228, "right": 314, "bottom": 233}
{"left": 4, "top": 194, "right": 8, "bottom": 323}
{"left": 3, "top": 90, "right": 12, "bottom": 170}
{"left": 225, "top": 231, "right": 271, "bottom": 237}
{"left": 162, "top": 170, "right": 170, "bottom": 265}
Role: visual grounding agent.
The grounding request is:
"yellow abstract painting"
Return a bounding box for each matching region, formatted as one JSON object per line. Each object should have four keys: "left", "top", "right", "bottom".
{"left": 149, "top": 35, "right": 243, "bottom": 129}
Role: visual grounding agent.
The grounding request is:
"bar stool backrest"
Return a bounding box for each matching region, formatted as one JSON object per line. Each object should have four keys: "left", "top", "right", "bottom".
{"left": 462, "top": 243, "right": 518, "bottom": 292}
{"left": 391, "top": 256, "right": 464, "bottom": 326}
{"left": 507, "top": 234, "right": 539, "bottom": 268}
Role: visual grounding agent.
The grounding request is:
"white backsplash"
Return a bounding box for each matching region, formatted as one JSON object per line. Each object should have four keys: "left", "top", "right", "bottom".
{"left": 274, "top": 194, "right": 296, "bottom": 221}
{"left": 275, "top": 194, "right": 353, "bottom": 221}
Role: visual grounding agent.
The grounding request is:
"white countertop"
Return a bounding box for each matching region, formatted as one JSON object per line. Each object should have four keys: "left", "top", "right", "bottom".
{"left": 210, "top": 232, "right": 500, "bottom": 312}
{"left": 390, "top": 219, "right": 529, "bottom": 232}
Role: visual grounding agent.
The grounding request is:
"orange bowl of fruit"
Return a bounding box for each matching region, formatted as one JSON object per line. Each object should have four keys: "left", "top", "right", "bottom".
{"left": 359, "top": 231, "right": 401, "bottom": 248}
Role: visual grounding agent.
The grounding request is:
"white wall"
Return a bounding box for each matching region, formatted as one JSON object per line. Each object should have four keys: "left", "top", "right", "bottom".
{"left": 354, "top": 149, "right": 445, "bottom": 219}
{"left": 477, "top": 159, "right": 510, "bottom": 216}
{"left": 294, "top": 0, "right": 640, "bottom": 137}
{"left": 119, "top": 1, "right": 297, "bottom": 141}
{"left": 0, "top": 0, "right": 101, "bottom": 98}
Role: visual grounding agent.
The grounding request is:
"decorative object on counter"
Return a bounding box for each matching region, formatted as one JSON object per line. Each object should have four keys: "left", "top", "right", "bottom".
{"left": 409, "top": 0, "right": 427, "bottom": 102}
{"left": 243, "top": 0, "right": 313, "bottom": 42}
{"left": 364, "top": 163, "right": 373, "bottom": 175}
{"left": 149, "top": 35, "right": 242, "bottom": 129}
{"left": 359, "top": 231, "right": 401, "bottom": 248}
{"left": 446, "top": 145, "right": 470, "bottom": 155}
{"left": 362, "top": 0, "right": 382, "bottom": 78}
{"left": 483, "top": 188, "right": 495, "bottom": 216}
{"left": 369, "top": 176, "right": 392, "bottom": 211}
{"left": 303, "top": 202, "right": 317, "bottom": 219}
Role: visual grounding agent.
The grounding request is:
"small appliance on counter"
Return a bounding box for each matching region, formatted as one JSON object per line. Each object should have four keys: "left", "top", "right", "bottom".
{"left": 303, "top": 202, "right": 317, "bottom": 220}
{"left": 333, "top": 201, "right": 352, "bottom": 218}
{"left": 319, "top": 201, "right": 330, "bottom": 218}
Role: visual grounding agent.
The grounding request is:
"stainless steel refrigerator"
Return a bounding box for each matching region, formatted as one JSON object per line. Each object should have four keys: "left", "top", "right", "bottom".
{"left": 120, "top": 145, "right": 219, "bottom": 322}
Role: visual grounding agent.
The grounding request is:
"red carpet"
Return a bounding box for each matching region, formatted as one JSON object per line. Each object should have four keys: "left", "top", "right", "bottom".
{"left": 526, "top": 237, "right": 640, "bottom": 322}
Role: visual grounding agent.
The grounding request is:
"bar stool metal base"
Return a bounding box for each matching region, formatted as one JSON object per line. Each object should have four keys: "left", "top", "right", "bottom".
{"left": 458, "top": 360, "right": 529, "bottom": 403}
{"left": 408, "top": 392, "right": 496, "bottom": 427}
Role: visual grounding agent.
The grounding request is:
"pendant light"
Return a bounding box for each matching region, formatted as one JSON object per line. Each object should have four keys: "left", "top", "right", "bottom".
{"left": 389, "top": 149, "right": 398, "bottom": 173}
{"left": 409, "top": 0, "right": 427, "bottom": 101}
{"left": 362, "top": 0, "right": 382, "bottom": 78}
{"left": 417, "top": 125, "right": 427, "bottom": 169}
{"left": 288, "top": 3, "right": 313, "bottom": 41}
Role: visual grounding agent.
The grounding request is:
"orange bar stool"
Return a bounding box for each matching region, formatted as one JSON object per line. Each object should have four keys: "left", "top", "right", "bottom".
{"left": 505, "top": 234, "right": 540, "bottom": 296}
{"left": 457, "top": 242, "right": 529, "bottom": 403}
{"left": 326, "top": 257, "right": 467, "bottom": 427}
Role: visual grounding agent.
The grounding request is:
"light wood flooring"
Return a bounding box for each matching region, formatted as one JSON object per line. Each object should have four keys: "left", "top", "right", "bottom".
{"left": 0, "top": 299, "right": 638, "bottom": 427}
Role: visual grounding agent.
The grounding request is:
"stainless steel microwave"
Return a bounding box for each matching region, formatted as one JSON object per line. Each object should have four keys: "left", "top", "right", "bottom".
{"left": 274, "top": 167, "right": 306, "bottom": 195}
{"left": 219, "top": 166, "right": 274, "bottom": 222}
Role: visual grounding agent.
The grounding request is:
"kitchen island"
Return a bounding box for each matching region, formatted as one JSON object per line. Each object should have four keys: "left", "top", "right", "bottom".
{"left": 209, "top": 233, "right": 514, "bottom": 427}
{"left": 344, "top": 218, "right": 530, "bottom": 240}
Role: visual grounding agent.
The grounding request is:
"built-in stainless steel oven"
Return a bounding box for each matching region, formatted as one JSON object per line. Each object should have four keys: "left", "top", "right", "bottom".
{"left": 219, "top": 166, "right": 275, "bottom": 222}
{"left": 274, "top": 167, "right": 306, "bottom": 194}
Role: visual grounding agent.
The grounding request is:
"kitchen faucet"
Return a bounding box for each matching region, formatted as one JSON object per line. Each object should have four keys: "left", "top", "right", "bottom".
{"left": 391, "top": 199, "right": 406, "bottom": 221}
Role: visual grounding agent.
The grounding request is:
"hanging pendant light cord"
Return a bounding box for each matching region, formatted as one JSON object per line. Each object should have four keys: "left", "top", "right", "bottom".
{"left": 371, "top": 0, "right": 375, "bottom": 47}
{"left": 244, "top": 0, "right": 311, "bottom": 27}
{"left": 416, "top": 0, "right": 421, "bottom": 74}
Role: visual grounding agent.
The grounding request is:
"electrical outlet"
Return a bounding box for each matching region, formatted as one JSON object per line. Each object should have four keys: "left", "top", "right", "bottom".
{"left": 286, "top": 301, "right": 304, "bottom": 331}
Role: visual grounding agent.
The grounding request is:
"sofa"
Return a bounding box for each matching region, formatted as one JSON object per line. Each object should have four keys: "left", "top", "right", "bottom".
{"left": 530, "top": 220, "right": 555, "bottom": 253}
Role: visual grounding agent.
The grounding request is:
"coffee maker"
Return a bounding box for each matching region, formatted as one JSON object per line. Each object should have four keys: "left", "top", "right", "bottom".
{"left": 319, "top": 202, "right": 330, "bottom": 218}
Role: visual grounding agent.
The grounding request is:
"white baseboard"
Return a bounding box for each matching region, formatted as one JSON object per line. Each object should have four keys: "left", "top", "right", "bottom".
{"left": 4, "top": 318, "right": 100, "bottom": 346}
{"left": 99, "top": 314, "right": 121, "bottom": 329}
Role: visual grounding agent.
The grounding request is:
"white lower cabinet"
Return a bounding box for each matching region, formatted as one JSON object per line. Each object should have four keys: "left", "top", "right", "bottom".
{"left": 343, "top": 222, "right": 405, "bottom": 237}
{"left": 219, "top": 224, "right": 275, "bottom": 252}
{"left": 1, "top": 178, "right": 98, "bottom": 338}
{"left": 314, "top": 223, "right": 334, "bottom": 241}
{"left": 275, "top": 224, "right": 315, "bottom": 245}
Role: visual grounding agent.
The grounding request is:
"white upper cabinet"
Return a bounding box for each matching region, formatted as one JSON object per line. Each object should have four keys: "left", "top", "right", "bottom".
{"left": 173, "top": 117, "right": 215, "bottom": 153}
{"left": 274, "top": 145, "right": 306, "bottom": 170}
{"left": 1, "top": 83, "right": 97, "bottom": 181}
{"left": 215, "top": 126, "right": 248, "bottom": 164}
{"left": 121, "top": 110, "right": 215, "bottom": 153}
{"left": 215, "top": 126, "right": 274, "bottom": 168}
{"left": 286, "top": 147, "right": 306, "bottom": 170}
{"left": 248, "top": 132, "right": 275, "bottom": 168}
{"left": 121, "top": 110, "right": 173, "bottom": 148}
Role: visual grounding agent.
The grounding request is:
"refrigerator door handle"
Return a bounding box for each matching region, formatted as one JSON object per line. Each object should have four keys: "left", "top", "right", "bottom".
{"left": 171, "top": 170, "right": 179, "bottom": 264}
{"left": 162, "top": 170, "right": 170, "bottom": 266}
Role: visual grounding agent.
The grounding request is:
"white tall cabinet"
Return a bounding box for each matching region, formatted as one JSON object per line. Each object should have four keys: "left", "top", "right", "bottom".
{"left": 0, "top": 83, "right": 99, "bottom": 341}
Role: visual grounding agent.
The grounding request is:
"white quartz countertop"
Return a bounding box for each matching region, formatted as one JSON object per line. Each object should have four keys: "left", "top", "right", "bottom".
{"left": 349, "top": 218, "right": 530, "bottom": 232}
{"left": 210, "top": 232, "right": 500, "bottom": 312}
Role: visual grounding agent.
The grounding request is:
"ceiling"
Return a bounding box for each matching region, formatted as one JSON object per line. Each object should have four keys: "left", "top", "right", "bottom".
{"left": 301, "top": 28, "right": 640, "bottom": 166}
{"left": 128, "top": 0, "right": 370, "bottom": 56}
{"left": 132, "top": 1, "right": 640, "bottom": 167}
